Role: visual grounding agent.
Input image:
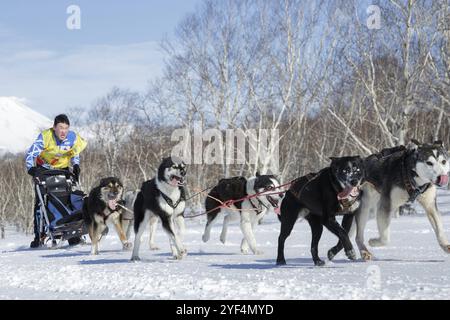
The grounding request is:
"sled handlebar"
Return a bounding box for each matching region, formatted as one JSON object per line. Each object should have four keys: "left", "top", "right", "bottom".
{"left": 34, "top": 169, "right": 76, "bottom": 185}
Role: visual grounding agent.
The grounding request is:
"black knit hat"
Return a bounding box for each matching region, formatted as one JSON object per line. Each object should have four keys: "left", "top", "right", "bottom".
{"left": 54, "top": 114, "right": 70, "bottom": 127}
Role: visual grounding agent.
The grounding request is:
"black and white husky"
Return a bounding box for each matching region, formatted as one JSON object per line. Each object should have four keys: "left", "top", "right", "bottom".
{"left": 131, "top": 157, "right": 187, "bottom": 261}
{"left": 202, "top": 173, "right": 282, "bottom": 255}
{"left": 329, "top": 140, "right": 450, "bottom": 260}
{"left": 276, "top": 156, "right": 365, "bottom": 266}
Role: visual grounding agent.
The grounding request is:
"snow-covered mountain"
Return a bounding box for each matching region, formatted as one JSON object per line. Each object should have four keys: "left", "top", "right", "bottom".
{"left": 0, "top": 97, "right": 52, "bottom": 154}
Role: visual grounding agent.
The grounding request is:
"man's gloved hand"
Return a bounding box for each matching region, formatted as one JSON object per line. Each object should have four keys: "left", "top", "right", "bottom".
{"left": 73, "top": 164, "right": 80, "bottom": 182}
{"left": 27, "top": 167, "right": 37, "bottom": 177}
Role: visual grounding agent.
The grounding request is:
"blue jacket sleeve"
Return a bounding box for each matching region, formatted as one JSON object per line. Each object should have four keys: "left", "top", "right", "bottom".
{"left": 71, "top": 155, "right": 80, "bottom": 166}
{"left": 25, "top": 133, "right": 44, "bottom": 170}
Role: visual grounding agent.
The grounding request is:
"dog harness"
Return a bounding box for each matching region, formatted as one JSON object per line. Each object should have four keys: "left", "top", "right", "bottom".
{"left": 401, "top": 152, "right": 431, "bottom": 203}
{"left": 97, "top": 199, "right": 125, "bottom": 223}
{"left": 160, "top": 191, "right": 184, "bottom": 209}
{"left": 289, "top": 170, "right": 360, "bottom": 214}
{"left": 288, "top": 172, "right": 319, "bottom": 200}
{"left": 248, "top": 197, "right": 265, "bottom": 215}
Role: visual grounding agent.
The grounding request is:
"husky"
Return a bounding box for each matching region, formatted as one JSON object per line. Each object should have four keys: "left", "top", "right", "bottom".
{"left": 202, "top": 173, "right": 282, "bottom": 255}
{"left": 328, "top": 140, "right": 450, "bottom": 261}
{"left": 82, "top": 177, "right": 132, "bottom": 255}
{"left": 131, "top": 157, "right": 187, "bottom": 261}
{"left": 276, "top": 156, "right": 365, "bottom": 266}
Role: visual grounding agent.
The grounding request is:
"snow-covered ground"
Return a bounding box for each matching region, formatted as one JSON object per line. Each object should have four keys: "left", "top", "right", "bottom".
{"left": 1, "top": 190, "right": 450, "bottom": 300}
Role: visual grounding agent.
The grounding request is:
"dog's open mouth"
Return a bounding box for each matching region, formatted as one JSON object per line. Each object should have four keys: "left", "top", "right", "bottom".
{"left": 266, "top": 195, "right": 280, "bottom": 214}
{"left": 266, "top": 195, "right": 279, "bottom": 208}
{"left": 170, "top": 175, "right": 185, "bottom": 186}
{"left": 436, "top": 174, "right": 449, "bottom": 187}
{"left": 338, "top": 186, "right": 359, "bottom": 200}
{"left": 108, "top": 199, "right": 118, "bottom": 210}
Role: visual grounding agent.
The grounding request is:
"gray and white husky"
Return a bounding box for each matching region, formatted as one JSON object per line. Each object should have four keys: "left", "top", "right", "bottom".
{"left": 329, "top": 140, "right": 449, "bottom": 260}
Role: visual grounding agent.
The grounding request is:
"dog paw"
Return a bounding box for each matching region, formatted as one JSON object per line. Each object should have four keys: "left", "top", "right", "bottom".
{"left": 327, "top": 249, "right": 336, "bottom": 261}
{"left": 220, "top": 236, "right": 226, "bottom": 244}
{"left": 314, "top": 259, "right": 325, "bottom": 266}
{"left": 241, "top": 248, "right": 249, "bottom": 254}
{"left": 202, "top": 234, "right": 209, "bottom": 243}
{"left": 276, "top": 259, "right": 286, "bottom": 266}
{"left": 173, "top": 254, "right": 184, "bottom": 260}
{"left": 122, "top": 242, "right": 132, "bottom": 250}
{"left": 130, "top": 256, "right": 141, "bottom": 262}
{"left": 90, "top": 251, "right": 99, "bottom": 256}
{"left": 345, "top": 249, "right": 357, "bottom": 260}
{"left": 360, "top": 250, "right": 373, "bottom": 261}
{"left": 253, "top": 250, "right": 264, "bottom": 255}
{"left": 150, "top": 245, "right": 160, "bottom": 251}
{"left": 369, "top": 238, "right": 386, "bottom": 247}
{"left": 441, "top": 245, "right": 450, "bottom": 253}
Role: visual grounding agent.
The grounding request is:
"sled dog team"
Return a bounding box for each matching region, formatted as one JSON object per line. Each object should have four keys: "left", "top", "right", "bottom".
{"left": 82, "top": 139, "right": 450, "bottom": 265}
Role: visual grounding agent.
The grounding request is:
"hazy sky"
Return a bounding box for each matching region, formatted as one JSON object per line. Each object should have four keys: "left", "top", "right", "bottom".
{"left": 0, "top": 0, "right": 200, "bottom": 117}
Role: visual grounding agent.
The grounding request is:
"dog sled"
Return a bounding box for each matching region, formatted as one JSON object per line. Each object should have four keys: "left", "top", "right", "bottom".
{"left": 34, "top": 169, "right": 88, "bottom": 247}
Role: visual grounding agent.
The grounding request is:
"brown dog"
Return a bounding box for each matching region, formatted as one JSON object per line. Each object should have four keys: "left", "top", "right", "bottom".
{"left": 82, "top": 177, "right": 132, "bottom": 255}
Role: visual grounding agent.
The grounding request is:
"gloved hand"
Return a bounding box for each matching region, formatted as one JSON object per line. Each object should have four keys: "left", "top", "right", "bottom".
{"left": 73, "top": 164, "right": 80, "bottom": 182}
{"left": 27, "top": 167, "right": 37, "bottom": 177}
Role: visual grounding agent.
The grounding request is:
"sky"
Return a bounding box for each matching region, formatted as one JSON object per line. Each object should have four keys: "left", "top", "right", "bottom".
{"left": 0, "top": 0, "right": 200, "bottom": 117}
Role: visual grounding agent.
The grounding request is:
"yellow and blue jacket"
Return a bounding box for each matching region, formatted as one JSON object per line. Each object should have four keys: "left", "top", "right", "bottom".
{"left": 25, "top": 128, "right": 87, "bottom": 170}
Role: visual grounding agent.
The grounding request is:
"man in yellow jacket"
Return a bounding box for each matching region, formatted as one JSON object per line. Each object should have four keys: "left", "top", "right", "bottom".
{"left": 25, "top": 114, "right": 87, "bottom": 248}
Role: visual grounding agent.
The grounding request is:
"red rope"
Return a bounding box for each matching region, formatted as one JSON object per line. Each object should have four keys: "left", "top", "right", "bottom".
{"left": 183, "top": 179, "right": 296, "bottom": 219}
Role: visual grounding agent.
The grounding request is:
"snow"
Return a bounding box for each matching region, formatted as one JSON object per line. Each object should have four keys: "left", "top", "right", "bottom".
{"left": 1, "top": 190, "right": 450, "bottom": 300}
{"left": 0, "top": 97, "right": 52, "bottom": 154}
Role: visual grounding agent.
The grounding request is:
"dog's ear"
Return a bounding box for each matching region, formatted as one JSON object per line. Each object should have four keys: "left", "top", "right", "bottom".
{"left": 408, "top": 139, "right": 421, "bottom": 150}
{"left": 255, "top": 171, "right": 261, "bottom": 177}
{"left": 99, "top": 177, "right": 109, "bottom": 186}
{"left": 433, "top": 140, "right": 443, "bottom": 147}
{"left": 329, "top": 157, "right": 337, "bottom": 162}
{"left": 354, "top": 155, "right": 363, "bottom": 164}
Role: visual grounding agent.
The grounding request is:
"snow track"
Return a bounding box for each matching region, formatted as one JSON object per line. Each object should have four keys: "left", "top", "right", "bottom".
{"left": 1, "top": 190, "right": 450, "bottom": 300}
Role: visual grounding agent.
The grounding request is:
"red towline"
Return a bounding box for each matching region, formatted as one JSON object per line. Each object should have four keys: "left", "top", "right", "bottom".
{"left": 184, "top": 179, "right": 296, "bottom": 219}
